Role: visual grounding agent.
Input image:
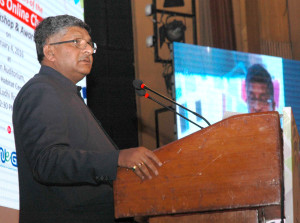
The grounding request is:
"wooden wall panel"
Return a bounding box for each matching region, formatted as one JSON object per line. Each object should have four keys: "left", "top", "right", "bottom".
{"left": 131, "top": 0, "right": 199, "bottom": 149}
{"left": 258, "top": 0, "right": 292, "bottom": 58}
{"left": 232, "top": 0, "right": 248, "bottom": 52}
{"left": 232, "top": 0, "right": 300, "bottom": 60}
{"left": 258, "top": 0, "right": 289, "bottom": 42}
{"left": 287, "top": 0, "right": 300, "bottom": 60}
{"left": 131, "top": 0, "right": 175, "bottom": 149}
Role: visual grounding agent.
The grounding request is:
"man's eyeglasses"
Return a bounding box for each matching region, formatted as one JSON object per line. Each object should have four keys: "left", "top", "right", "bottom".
{"left": 49, "top": 38, "right": 97, "bottom": 54}
{"left": 248, "top": 97, "right": 273, "bottom": 106}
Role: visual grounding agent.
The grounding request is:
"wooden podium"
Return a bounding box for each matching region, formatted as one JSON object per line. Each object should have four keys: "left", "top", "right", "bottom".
{"left": 114, "top": 112, "right": 284, "bottom": 222}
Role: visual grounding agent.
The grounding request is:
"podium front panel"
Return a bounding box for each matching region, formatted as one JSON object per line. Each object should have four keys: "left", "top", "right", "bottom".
{"left": 114, "top": 112, "right": 283, "bottom": 218}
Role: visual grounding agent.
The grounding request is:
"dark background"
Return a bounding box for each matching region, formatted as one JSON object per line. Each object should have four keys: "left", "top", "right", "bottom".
{"left": 84, "top": 0, "right": 138, "bottom": 150}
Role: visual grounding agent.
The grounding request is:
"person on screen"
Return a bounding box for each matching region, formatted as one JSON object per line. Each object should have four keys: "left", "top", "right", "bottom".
{"left": 12, "top": 15, "right": 162, "bottom": 223}
{"left": 245, "top": 64, "right": 275, "bottom": 113}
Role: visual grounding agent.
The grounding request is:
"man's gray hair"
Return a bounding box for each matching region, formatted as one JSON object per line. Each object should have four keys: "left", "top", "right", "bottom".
{"left": 34, "top": 14, "right": 91, "bottom": 64}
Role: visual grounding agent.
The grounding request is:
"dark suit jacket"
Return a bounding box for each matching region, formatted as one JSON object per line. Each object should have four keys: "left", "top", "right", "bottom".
{"left": 13, "top": 66, "right": 119, "bottom": 223}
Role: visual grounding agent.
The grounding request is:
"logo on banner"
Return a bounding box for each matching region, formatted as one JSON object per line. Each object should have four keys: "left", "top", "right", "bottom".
{"left": 73, "top": 0, "right": 84, "bottom": 8}
{"left": 0, "top": 146, "right": 17, "bottom": 168}
{"left": 7, "top": 125, "right": 11, "bottom": 134}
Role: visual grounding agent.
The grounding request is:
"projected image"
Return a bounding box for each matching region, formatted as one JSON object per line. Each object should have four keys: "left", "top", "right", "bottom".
{"left": 173, "top": 42, "right": 288, "bottom": 139}
{"left": 0, "top": 0, "right": 85, "bottom": 210}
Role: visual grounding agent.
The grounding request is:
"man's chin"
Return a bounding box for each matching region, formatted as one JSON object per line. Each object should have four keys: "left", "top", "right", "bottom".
{"left": 79, "top": 63, "right": 92, "bottom": 72}
{"left": 80, "top": 73, "right": 89, "bottom": 78}
{"left": 79, "top": 68, "right": 92, "bottom": 77}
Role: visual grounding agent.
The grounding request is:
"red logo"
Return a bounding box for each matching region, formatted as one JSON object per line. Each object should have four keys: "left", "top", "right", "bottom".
{"left": 7, "top": 126, "right": 11, "bottom": 134}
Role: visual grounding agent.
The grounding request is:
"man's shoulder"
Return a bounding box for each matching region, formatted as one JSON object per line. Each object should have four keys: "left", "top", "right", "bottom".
{"left": 14, "top": 71, "right": 61, "bottom": 105}
{"left": 17, "top": 74, "right": 53, "bottom": 94}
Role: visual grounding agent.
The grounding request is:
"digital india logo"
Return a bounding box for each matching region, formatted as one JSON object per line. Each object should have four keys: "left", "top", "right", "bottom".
{"left": 74, "top": 0, "right": 84, "bottom": 8}
{"left": 0, "top": 147, "right": 18, "bottom": 168}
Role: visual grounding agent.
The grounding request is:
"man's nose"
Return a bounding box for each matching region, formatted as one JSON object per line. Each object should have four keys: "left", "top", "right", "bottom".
{"left": 252, "top": 101, "right": 263, "bottom": 112}
{"left": 84, "top": 43, "right": 94, "bottom": 55}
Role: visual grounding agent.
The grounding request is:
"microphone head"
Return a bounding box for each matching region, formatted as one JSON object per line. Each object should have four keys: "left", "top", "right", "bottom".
{"left": 135, "top": 89, "right": 146, "bottom": 96}
{"left": 132, "top": 79, "right": 143, "bottom": 90}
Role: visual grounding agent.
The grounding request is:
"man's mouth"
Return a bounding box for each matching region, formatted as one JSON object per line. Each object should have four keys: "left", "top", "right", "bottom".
{"left": 79, "top": 57, "right": 91, "bottom": 63}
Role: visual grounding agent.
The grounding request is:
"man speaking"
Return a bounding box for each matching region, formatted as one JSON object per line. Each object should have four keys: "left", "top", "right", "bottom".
{"left": 13, "top": 14, "right": 162, "bottom": 223}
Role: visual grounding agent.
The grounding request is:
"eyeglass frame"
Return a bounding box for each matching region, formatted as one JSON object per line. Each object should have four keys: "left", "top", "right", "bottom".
{"left": 247, "top": 97, "right": 273, "bottom": 107}
{"left": 49, "top": 38, "right": 97, "bottom": 54}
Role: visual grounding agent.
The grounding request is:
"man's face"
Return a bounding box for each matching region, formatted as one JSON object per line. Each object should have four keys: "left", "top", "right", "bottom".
{"left": 246, "top": 82, "right": 275, "bottom": 113}
{"left": 45, "top": 26, "right": 94, "bottom": 83}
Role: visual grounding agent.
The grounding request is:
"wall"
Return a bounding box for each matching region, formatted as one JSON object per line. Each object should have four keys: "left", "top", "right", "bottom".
{"left": 133, "top": 0, "right": 300, "bottom": 150}
{"left": 131, "top": 0, "right": 201, "bottom": 150}
{"left": 232, "top": 0, "right": 300, "bottom": 60}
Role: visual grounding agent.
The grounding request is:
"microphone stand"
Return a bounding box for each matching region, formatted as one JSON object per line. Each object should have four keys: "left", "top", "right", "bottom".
{"left": 136, "top": 89, "right": 204, "bottom": 129}
{"left": 133, "top": 80, "right": 211, "bottom": 126}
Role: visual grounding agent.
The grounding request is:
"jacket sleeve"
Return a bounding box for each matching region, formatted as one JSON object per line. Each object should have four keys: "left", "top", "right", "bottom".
{"left": 13, "top": 81, "right": 119, "bottom": 186}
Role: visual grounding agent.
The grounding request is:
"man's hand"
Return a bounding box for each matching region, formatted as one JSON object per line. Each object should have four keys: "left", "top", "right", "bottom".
{"left": 118, "top": 147, "right": 162, "bottom": 180}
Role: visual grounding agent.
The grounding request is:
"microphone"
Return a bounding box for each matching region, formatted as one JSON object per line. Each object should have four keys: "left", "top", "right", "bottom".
{"left": 135, "top": 89, "right": 204, "bottom": 129}
{"left": 133, "top": 79, "right": 211, "bottom": 126}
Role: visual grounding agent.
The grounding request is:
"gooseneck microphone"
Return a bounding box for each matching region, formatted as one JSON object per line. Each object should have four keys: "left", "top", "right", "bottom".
{"left": 135, "top": 89, "right": 203, "bottom": 129}
{"left": 133, "top": 79, "right": 211, "bottom": 126}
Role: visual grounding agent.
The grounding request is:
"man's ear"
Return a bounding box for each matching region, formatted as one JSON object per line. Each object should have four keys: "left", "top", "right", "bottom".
{"left": 43, "top": 45, "right": 55, "bottom": 61}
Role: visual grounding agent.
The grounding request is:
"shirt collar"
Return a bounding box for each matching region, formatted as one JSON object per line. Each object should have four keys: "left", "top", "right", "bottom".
{"left": 39, "top": 65, "right": 79, "bottom": 94}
